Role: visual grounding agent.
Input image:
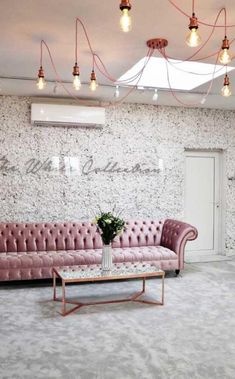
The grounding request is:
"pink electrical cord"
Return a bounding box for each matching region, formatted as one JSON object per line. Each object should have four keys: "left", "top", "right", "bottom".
{"left": 39, "top": 17, "right": 156, "bottom": 106}
{"left": 165, "top": 8, "right": 228, "bottom": 63}
{"left": 161, "top": 47, "right": 221, "bottom": 107}
{"left": 168, "top": 0, "right": 235, "bottom": 29}
{"left": 158, "top": 48, "right": 223, "bottom": 76}
{"left": 159, "top": 8, "right": 234, "bottom": 77}
{"left": 75, "top": 17, "right": 152, "bottom": 85}
{"left": 110, "top": 49, "right": 154, "bottom": 106}
{"left": 40, "top": 40, "right": 85, "bottom": 101}
{"left": 38, "top": 4, "right": 234, "bottom": 108}
{"left": 40, "top": 40, "right": 153, "bottom": 107}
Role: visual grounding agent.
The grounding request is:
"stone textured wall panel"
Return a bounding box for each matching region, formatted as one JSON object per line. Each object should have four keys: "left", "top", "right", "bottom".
{"left": 0, "top": 96, "right": 235, "bottom": 254}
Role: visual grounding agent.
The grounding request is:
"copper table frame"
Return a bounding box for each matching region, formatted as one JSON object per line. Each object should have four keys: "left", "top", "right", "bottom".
{"left": 52, "top": 265, "right": 165, "bottom": 317}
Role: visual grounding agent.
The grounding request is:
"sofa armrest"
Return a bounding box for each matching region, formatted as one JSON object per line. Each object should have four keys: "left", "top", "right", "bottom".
{"left": 160, "top": 219, "right": 198, "bottom": 269}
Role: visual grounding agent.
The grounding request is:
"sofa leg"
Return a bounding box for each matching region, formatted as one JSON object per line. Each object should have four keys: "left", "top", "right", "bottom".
{"left": 175, "top": 269, "right": 180, "bottom": 276}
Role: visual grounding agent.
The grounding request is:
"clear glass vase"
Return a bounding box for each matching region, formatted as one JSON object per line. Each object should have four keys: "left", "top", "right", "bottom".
{"left": 102, "top": 244, "right": 112, "bottom": 271}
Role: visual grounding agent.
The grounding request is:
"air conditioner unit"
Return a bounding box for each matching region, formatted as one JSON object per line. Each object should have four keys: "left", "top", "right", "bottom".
{"left": 31, "top": 103, "right": 105, "bottom": 128}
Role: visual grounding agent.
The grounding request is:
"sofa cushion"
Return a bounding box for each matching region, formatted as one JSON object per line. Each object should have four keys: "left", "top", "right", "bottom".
{"left": 0, "top": 246, "right": 177, "bottom": 270}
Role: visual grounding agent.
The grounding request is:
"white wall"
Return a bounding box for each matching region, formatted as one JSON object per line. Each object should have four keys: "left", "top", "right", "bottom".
{"left": 0, "top": 96, "right": 235, "bottom": 255}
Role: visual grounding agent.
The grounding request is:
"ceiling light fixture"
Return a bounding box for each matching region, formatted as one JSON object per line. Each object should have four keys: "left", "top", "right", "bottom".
{"left": 200, "top": 97, "right": 206, "bottom": 104}
{"left": 37, "top": 66, "right": 46, "bottom": 90}
{"left": 53, "top": 83, "right": 58, "bottom": 94}
{"left": 114, "top": 85, "right": 120, "bottom": 98}
{"left": 219, "top": 36, "right": 232, "bottom": 65}
{"left": 36, "top": 41, "right": 46, "bottom": 90}
{"left": 152, "top": 89, "right": 158, "bottom": 101}
{"left": 35, "top": 2, "right": 235, "bottom": 106}
{"left": 73, "top": 19, "right": 81, "bottom": 90}
{"left": 119, "top": 0, "right": 132, "bottom": 32}
{"left": 221, "top": 73, "right": 232, "bottom": 97}
{"left": 185, "top": 1, "right": 201, "bottom": 47}
{"left": 90, "top": 69, "right": 98, "bottom": 91}
{"left": 186, "top": 13, "right": 201, "bottom": 48}
{"left": 73, "top": 63, "right": 81, "bottom": 90}
{"left": 218, "top": 9, "right": 232, "bottom": 65}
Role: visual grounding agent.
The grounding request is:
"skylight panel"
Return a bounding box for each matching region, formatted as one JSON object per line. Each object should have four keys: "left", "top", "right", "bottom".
{"left": 118, "top": 57, "right": 235, "bottom": 91}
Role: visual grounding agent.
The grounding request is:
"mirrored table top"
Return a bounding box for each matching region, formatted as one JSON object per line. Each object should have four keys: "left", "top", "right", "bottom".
{"left": 54, "top": 262, "right": 164, "bottom": 281}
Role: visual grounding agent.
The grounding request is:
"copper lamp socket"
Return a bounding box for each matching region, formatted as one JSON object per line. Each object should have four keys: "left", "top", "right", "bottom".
{"left": 120, "top": 0, "right": 131, "bottom": 11}
{"left": 90, "top": 70, "right": 96, "bottom": 81}
{"left": 189, "top": 13, "right": 199, "bottom": 30}
{"left": 224, "top": 74, "right": 230, "bottom": 86}
{"left": 38, "top": 66, "right": 45, "bottom": 78}
{"left": 222, "top": 36, "right": 230, "bottom": 50}
{"left": 73, "top": 63, "right": 80, "bottom": 76}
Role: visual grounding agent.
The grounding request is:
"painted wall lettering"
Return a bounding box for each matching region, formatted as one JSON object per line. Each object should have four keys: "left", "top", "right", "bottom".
{"left": 0, "top": 154, "right": 163, "bottom": 176}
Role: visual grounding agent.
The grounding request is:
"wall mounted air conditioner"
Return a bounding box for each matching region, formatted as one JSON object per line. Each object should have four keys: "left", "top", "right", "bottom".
{"left": 31, "top": 103, "right": 105, "bottom": 128}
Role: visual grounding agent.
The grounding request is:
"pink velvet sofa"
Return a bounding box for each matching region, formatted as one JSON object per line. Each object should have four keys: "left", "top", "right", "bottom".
{"left": 0, "top": 219, "right": 197, "bottom": 281}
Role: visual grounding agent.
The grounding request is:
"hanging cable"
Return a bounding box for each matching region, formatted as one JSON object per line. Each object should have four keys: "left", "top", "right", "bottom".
{"left": 168, "top": 0, "right": 235, "bottom": 28}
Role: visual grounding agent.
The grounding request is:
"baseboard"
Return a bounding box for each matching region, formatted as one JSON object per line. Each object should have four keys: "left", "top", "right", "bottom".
{"left": 185, "top": 253, "right": 232, "bottom": 263}
{"left": 226, "top": 250, "right": 235, "bottom": 257}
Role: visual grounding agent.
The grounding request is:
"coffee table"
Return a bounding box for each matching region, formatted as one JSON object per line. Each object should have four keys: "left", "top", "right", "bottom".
{"left": 52, "top": 262, "right": 165, "bottom": 316}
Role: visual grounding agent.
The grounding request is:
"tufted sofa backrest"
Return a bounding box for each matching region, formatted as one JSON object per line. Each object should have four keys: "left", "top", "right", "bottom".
{"left": 112, "top": 220, "right": 163, "bottom": 248}
{"left": 0, "top": 220, "right": 164, "bottom": 253}
{"left": 0, "top": 222, "right": 103, "bottom": 252}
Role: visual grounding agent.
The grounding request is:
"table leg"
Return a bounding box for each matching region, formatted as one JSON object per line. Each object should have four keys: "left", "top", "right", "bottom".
{"left": 142, "top": 277, "right": 146, "bottom": 292}
{"left": 161, "top": 274, "right": 164, "bottom": 305}
{"left": 62, "top": 280, "right": 66, "bottom": 316}
{"left": 53, "top": 271, "right": 57, "bottom": 301}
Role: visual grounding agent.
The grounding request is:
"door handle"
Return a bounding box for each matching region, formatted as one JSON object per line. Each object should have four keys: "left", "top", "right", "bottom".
{"left": 210, "top": 202, "right": 220, "bottom": 208}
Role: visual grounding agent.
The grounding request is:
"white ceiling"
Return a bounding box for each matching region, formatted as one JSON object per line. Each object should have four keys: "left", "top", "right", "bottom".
{"left": 1, "top": 0, "right": 235, "bottom": 109}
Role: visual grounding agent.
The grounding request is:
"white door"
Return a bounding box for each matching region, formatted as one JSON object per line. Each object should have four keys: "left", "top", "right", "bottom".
{"left": 184, "top": 151, "right": 222, "bottom": 256}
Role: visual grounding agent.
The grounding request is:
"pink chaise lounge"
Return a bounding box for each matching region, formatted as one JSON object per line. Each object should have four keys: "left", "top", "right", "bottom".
{"left": 0, "top": 219, "right": 197, "bottom": 281}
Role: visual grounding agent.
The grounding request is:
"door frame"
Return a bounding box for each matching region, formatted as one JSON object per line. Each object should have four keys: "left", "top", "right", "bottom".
{"left": 184, "top": 149, "right": 225, "bottom": 256}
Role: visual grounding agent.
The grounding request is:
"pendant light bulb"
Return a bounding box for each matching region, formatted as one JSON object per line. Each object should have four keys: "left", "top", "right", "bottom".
{"left": 219, "top": 37, "right": 232, "bottom": 65}
{"left": 120, "top": 1, "right": 132, "bottom": 32}
{"left": 90, "top": 70, "right": 98, "bottom": 91}
{"left": 221, "top": 84, "right": 232, "bottom": 97}
{"left": 73, "top": 75, "right": 81, "bottom": 91}
{"left": 186, "top": 14, "right": 201, "bottom": 47}
{"left": 221, "top": 74, "right": 232, "bottom": 97}
{"left": 36, "top": 66, "right": 46, "bottom": 90}
{"left": 72, "top": 63, "right": 81, "bottom": 90}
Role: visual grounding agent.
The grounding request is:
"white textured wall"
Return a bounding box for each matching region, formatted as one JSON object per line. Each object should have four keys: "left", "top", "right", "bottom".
{"left": 0, "top": 96, "right": 235, "bottom": 254}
